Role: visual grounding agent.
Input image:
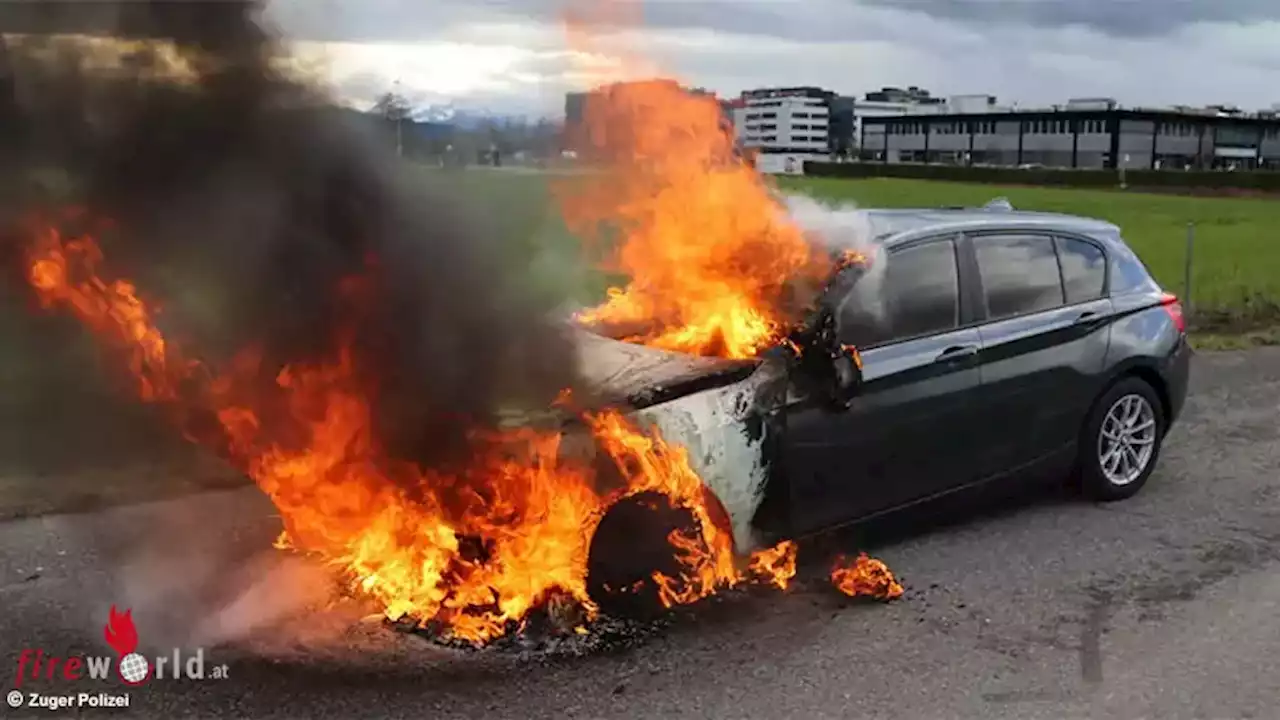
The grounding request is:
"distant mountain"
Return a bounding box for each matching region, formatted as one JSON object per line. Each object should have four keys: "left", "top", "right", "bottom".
{"left": 410, "top": 103, "right": 543, "bottom": 129}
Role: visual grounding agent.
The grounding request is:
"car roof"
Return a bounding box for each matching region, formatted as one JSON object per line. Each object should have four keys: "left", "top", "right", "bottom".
{"left": 805, "top": 200, "right": 1121, "bottom": 252}
{"left": 876, "top": 208, "right": 1117, "bottom": 242}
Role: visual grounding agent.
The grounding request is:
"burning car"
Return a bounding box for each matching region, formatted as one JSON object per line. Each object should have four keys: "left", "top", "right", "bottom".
{"left": 12, "top": 43, "right": 1181, "bottom": 647}
{"left": 570, "top": 198, "right": 1191, "bottom": 607}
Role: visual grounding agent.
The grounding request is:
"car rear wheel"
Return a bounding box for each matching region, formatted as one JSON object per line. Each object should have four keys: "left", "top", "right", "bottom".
{"left": 1078, "top": 376, "right": 1165, "bottom": 501}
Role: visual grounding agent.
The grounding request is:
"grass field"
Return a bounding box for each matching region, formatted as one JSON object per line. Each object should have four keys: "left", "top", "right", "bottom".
{"left": 789, "top": 177, "right": 1280, "bottom": 329}
{"left": 450, "top": 168, "right": 1280, "bottom": 332}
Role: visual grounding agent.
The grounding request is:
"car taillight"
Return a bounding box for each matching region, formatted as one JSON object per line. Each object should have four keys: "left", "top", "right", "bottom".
{"left": 1160, "top": 292, "right": 1186, "bottom": 333}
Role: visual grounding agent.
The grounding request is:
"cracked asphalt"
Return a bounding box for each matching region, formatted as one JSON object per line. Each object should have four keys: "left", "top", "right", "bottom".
{"left": 2, "top": 347, "right": 1279, "bottom": 719}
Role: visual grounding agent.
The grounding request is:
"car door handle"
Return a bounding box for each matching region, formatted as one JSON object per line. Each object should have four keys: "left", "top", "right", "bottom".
{"left": 935, "top": 344, "right": 978, "bottom": 363}
{"left": 1074, "top": 310, "right": 1100, "bottom": 325}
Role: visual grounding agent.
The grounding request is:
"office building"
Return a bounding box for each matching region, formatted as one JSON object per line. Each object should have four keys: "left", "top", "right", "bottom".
{"left": 733, "top": 87, "right": 834, "bottom": 156}
{"left": 861, "top": 100, "right": 1280, "bottom": 169}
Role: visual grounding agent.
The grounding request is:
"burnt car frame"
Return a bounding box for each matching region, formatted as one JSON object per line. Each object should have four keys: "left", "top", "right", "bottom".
{"left": 575, "top": 199, "right": 1191, "bottom": 578}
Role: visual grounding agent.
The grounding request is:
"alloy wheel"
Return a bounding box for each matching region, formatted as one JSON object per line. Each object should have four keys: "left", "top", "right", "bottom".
{"left": 1096, "top": 393, "right": 1158, "bottom": 486}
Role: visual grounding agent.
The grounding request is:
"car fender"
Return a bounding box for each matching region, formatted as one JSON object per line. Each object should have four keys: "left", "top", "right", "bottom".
{"left": 627, "top": 368, "right": 779, "bottom": 555}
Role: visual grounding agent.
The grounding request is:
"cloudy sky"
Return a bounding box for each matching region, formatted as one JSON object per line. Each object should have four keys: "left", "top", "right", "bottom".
{"left": 262, "top": 0, "right": 1280, "bottom": 117}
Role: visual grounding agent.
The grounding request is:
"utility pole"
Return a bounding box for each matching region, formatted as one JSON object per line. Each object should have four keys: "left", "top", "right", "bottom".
{"left": 394, "top": 79, "right": 403, "bottom": 158}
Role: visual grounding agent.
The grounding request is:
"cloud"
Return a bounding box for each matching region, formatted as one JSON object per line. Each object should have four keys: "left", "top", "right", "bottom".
{"left": 260, "top": 0, "right": 1280, "bottom": 115}
{"left": 854, "top": 0, "right": 1280, "bottom": 38}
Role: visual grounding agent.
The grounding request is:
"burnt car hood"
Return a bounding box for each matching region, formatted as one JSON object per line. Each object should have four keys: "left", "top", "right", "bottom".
{"left": 571, "top": 327, "right": 759, "bottom": 409}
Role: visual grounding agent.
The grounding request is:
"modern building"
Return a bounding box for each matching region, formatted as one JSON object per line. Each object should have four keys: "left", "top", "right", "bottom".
{"left": 861, "top": 102, "right": 1280, "bottom": 170}
{"left": 830, "top": 87, "right": 979, "bottom": 157}
{"left": 733, "top": 86, "right": 834, "bottom": 156}
{"left": 862, "top": 86, "right": 946, "bottom": 106}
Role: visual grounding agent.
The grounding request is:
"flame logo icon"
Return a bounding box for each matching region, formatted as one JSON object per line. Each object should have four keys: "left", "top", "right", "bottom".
{"left": 103, "top": 605, "right": 150, "bottom": 686}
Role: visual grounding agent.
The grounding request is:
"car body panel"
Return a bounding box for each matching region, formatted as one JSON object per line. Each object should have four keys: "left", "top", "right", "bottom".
{"left": 780, "top": 326, "right": 985, "bottom": 535}
{"left": 973, "top": 297, "right": 1114, "bottom": 475}
{"left": 541, "top": 328, "right": 780, "bottom": 553}
{"left": 571, "top": 327, "right": 757, "bottom": 409}
{"left": 1104, "top": 291, "right": 1193, "bottom": 422}
{"left": 627, "top": 363, "right": 785, "bottom": 552}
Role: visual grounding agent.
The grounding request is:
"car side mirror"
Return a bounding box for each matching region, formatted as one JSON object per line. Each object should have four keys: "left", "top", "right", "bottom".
{"left": 826, "top": 344, "right": 863, "bottom": 411}
{"left": 787, "top": 304, "right": 865, "bottom": 412}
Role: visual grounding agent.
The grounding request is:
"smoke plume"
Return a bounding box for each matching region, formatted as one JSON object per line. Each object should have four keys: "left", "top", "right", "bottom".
{"left": 0, "top": 1, "right": 581, "bottom": 470}
{"left": 0, "top": 1, "right": 582, "bottom": 647}
{"left": 781, "top": 193, "right": 888, "bottom": 325}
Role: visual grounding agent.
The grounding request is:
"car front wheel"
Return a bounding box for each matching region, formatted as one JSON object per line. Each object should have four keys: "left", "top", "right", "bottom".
{"left": 1079, "top": 377, "right": 1166, "bottom": 501}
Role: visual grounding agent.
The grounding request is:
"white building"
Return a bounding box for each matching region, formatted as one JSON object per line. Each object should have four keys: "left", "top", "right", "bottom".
{"left": 734, "top": 87, "right": 832, "bottom": 156}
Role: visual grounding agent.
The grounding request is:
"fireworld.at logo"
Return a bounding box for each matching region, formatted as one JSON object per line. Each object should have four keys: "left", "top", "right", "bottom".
{"left": 13, "top": 605, "right": 230, "bottom": 688}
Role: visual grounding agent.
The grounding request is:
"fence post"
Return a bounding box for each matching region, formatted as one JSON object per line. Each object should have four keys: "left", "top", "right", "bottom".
{"left": 1183, "top": 222, "right": 1195, "bottom": 313}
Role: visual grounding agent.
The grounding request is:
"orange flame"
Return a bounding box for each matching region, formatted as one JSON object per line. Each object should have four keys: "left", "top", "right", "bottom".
{"left": 556, "top": 9, "right": 831, "bottom": 359}
{"left": 23, "top": 221, "right": 800, "bottom": 643}
{"left": 830, "top": 553, "right": 904, "bottom": 601}
{"left": 26, "top": 222, "right": 190, "bottom": 401}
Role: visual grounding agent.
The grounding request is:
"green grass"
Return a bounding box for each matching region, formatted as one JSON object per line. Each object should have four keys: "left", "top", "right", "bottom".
{"left": 783, "top": 177, "right": 1280, "bottom": 329}
{"left": 416, "top": 166, "right": 620, "bottom": 309}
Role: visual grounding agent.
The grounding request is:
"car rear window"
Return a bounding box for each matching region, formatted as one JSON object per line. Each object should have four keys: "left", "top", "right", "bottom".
{"left": 1107, "top": 236, "right": 1160, "bottom": 295}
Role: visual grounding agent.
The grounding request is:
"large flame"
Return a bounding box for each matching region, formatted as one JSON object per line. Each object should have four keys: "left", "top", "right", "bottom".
{"left": 556, "top": 11, "right": 831, "bottom": 359}
{"left": 23, "top": 220, "right": 817, "bottom": 644}
{"left": 15, "top": 3, "right": 901, "bottom": 650}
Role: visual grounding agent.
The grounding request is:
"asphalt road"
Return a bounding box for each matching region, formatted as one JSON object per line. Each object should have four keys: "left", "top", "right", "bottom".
{"left": 3, "top": 347, "right": 1279, "bottom": 719}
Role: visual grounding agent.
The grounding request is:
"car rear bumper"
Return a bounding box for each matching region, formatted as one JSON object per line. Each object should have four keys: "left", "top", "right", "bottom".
{"left": 1164, "top": 333, "right": 1192, "bottom": 426}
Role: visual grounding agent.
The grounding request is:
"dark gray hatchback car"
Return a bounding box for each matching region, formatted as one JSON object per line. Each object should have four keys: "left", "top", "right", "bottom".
{"left": 578, "top": 198, "right": 1192, "bottom": 600}
{"left": 774, "top": 199, "right": 1193, "bottom": 537}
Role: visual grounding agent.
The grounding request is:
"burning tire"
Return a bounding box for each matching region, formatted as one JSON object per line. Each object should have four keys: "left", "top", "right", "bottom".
{"left": 586, "top": 490, "right": 701, "bottom": 619}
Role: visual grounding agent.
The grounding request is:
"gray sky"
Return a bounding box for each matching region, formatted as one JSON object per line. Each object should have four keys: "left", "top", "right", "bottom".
{"left": 262, "top": 0, "right": 1280, "bottom": 116}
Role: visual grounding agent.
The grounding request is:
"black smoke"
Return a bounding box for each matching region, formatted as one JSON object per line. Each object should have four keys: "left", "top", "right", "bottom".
{"left": 0, "top": 1, "right": 582, "bottom": 473}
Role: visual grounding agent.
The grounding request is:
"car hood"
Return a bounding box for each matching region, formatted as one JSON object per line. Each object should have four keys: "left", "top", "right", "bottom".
{"left": 495, "top": 325, "right": 761, "bottom": 431}
{"left": 571, "top": 327, "right": 759, "bottom": 408}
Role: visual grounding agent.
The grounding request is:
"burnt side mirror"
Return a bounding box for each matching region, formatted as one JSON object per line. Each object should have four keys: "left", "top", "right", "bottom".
{"left": 788, "top": 304, "right": 864, "bottom": 412}
{"left": 826, "top": 344, "right": 863, "bottom": 411}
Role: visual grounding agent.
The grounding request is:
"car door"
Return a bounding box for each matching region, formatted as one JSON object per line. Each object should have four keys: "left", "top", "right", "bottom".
{"left": 782, "top": 236, "right": 987, "bottom": 536}
{"left": 968, "top": 231, "right": 1113, "bottom": 477}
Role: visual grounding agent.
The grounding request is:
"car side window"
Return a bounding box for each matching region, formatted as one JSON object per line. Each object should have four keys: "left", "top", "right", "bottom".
{"left": 837, "top": 239, "right": 960, "bottom": 347}
{"left": 972, "top": 234, "right": 1065, "bottom": 320}
{"left": 1055, "top": 236, "right": 1107, "bottom": 303}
